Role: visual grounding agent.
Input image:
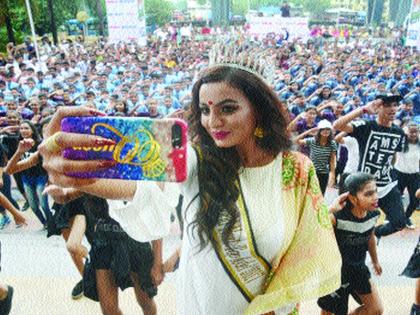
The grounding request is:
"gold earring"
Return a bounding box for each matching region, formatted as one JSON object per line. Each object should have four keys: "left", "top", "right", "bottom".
{"left": 254, "top": 126, "right": 264, "bottom": 139}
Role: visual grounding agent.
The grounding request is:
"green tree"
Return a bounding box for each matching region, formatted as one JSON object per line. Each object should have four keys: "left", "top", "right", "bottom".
{"left": 232, "top": 0, "right": 249, "bottom": 16}
{"left": 301, "top": 0, "right": 330, "bottom": 15}
{"left": 210, "top": 0, "right": 230, "bottom": 25}
{"left": 145, "top": 0, "right": 174, "bottom": 25}
{"left": 367, "top": 0, "right": 384, "bottom": 25}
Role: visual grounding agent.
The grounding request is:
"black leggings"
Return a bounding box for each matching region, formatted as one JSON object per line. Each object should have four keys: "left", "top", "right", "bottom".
{"left": 375, "top": 186, "right": 406, "bottom": 238}
{"left": 393, "top": 169, "right": 420, "bottom": 219}
{"left": 316, "top": 171, "right": 329, "bottom": 196}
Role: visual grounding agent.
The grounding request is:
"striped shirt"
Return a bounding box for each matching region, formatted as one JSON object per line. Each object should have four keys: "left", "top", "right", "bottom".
{"left": 304, "top": 137, "right": 337, "bottom": 174}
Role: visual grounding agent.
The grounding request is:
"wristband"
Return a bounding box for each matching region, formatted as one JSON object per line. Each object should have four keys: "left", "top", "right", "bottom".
{"left": 362, "top": 107, "right": 369, "bottom": 114}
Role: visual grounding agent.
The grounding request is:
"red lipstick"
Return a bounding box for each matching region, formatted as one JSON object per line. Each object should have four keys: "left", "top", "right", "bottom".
{"left": 212, "top": 131, "right": 231, "bottom": 140}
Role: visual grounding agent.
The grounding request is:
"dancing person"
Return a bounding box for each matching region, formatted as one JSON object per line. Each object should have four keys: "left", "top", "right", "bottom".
{"left": 39, "top": 49, "right": 342, "bottom": 314}
{"left": 333, "top": 95, "right": 408, "bottom": 240}
{"left": 400, "top": 188, "right": 420, "bottom": 315}
{"left": 392, "top": 122, "right": 419, "bottom": 229}
{"left": 0, "top": 110, "right": 28, "bottom": 213}
{"left": 5, "top": 120, "right": 52, "bottom": 228}
{"left": 294, "top": 119, "right": 337, "bottom": 195}
{"left": 45, "top": 190, "right": 164, "bottom": 315}
{"left": 334, "top": 132, "right": 360, "bottom": 190}
{"left": 318, "top": 173, "right": 383, "bottom": 315}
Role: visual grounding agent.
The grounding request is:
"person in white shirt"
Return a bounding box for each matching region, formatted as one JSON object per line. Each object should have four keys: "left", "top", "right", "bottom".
{"left": 393, "top": 122, "right": 420, "bottom": 229}
{"left": 335, "top": 132, "right": 360, "bottom": 190}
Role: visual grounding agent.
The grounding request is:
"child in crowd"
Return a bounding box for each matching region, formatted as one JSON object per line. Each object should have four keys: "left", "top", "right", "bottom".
{"left": 318, "top": 172, "right": 383, "bottom": 315}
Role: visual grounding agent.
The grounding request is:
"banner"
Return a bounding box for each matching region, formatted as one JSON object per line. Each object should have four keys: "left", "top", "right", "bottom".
{"left": 247, "top": 16, "right": 310, "bottom": 42}
{"left": 105, "top": 0, "right": 147, "bottom": 45}
{"left": 406, "top": 0, "right": 420, "bottom": 50}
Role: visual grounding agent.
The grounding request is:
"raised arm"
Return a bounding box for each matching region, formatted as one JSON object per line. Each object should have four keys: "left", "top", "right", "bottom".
{"left": 334, "top": 131, "right": 347, "bottom": 144}
{"left": 293, "top": 127, "right": 318, "bottom": 146}
{"left": 333, "top": 99, "right": 382, "bottom": 133}
{"left": 287, "top": 112, "right": 305, "bottom": 132}
{"left": 5, "top": 139, "right": 39, "bottom": 175}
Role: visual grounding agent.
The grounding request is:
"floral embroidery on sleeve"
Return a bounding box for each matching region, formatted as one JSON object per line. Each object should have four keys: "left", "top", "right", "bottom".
{"left": 282, "top": 151, "right": 332, "bottom": 229}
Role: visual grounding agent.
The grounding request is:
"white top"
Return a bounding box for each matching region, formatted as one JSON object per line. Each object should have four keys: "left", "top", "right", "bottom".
{"left": 130, "top": 145, "right": 292, "bottom": 314}
{"left": 342, "top": 136, "right": 360, "bottom": 174}
{"left": 108, "top": 181, "right": 179, "bottom": 242}
{"left": 394, "top": 143, "right": 420, "bottom": 174}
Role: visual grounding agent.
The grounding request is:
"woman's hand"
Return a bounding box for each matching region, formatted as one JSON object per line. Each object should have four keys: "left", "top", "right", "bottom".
{"left": 17, "top": 138, "right": 35, "bottom": 153}
{"left": 39, "top": 106, "right": 116, "bottom": 188}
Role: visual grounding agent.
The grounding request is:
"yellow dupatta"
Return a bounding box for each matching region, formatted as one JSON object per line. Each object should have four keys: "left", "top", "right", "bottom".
{"left": 244, "top": 151, "right": 342, "bottom": 315}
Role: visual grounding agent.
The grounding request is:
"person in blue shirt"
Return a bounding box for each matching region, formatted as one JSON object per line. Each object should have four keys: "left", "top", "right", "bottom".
{"left": 288, "top": 94, "right": 307, "bottom": 117}
{"left": 310, "top": 86, "right": 333, "bottom": 106}
{"left": 395, "top": 100, "right": 414, "bottom": 125}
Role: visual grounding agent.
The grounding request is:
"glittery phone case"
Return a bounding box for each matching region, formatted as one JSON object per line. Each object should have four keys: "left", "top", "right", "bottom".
{"left": 61, "top": 117, "right": 188, "bottom": 182}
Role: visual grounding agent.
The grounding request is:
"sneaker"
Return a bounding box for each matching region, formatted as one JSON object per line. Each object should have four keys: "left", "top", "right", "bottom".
{"left": 0, "top": 286, "right": 14, "bottom": 315}
{"left": 406, "top": 219, "right": 416, "bottom": 230}
{"left": 0, "top": 215, "right": 11, "bottom": 230}
{"left": 71, "top": 280, "right": 84, "bottom": 300}
{"left": 411, "top": 303, "right": 420, "bottom": 315}
{"left": 21, "top": 201, "right": 29, "bottom": 212}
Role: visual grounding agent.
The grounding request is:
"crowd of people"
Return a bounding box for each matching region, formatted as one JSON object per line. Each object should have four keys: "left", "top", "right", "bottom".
{"left": 0, "top": 21, "right": 419, "bottom": 315}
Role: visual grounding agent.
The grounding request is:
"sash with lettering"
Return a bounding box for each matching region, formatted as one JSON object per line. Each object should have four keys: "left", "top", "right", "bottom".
{"left": 213, "top": 179, "right": 272, "bottom": 302}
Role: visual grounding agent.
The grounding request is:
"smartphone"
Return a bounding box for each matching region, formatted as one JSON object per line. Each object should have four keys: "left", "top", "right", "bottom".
{"left": 61, "top": 116, "right": 188, "bottom": 182}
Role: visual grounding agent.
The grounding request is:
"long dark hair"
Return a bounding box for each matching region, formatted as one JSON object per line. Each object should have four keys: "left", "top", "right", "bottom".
{"left": 188, "top": 65, "right": 291, "bottom": 251}
{"left": 20, "top": 120, "right": 42, "bottom": 149}
{"left": 339, "top": 172, "right": 375, "bottom": 210}
{"left": 315, "top": 128, "right": 333, "bottom": 146}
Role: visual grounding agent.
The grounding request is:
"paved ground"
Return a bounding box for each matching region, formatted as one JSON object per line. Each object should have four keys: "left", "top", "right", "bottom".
{"left": 0, "top": 191, "right": 419, "bottom": 315}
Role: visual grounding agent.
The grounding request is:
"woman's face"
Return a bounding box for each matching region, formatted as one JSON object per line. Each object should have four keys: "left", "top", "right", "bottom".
{"left": 199, "top": 82, "right": 257, "bottom": 149}
{"left": 20, "top": 122, "right": 33, "bottom": 139}
{"left": 7, "top": 113, "right": 19, "bottom": 126}
{"left": 115, "top": 102, "right": 125, "bottom": 112}
{"left": 350, "top": 181, "right": 379, "bottom": 211}
{"left": 322, "top": 88, "right": 331, "bottom": 98}
{"left": 320, "top": 128, "right": 331, "bottom": 138}
{"left": 306, "top": 109, "right": 317, "bottom": 122}
{"left": 407, "top": 126, "right": 418, "bottom": 142}
{"left": 30, "top": 102, "right": 40, "bottom": 113}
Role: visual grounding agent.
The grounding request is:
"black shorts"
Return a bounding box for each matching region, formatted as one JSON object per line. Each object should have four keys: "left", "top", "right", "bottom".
{"left": 84, "top": 219, "right": 157, "bottom": 301}
{"left": 343, "top": 263, "right": 372, "bottom": 295}
{"left": 317, "top": 264, "right": 371, "bottom": 314}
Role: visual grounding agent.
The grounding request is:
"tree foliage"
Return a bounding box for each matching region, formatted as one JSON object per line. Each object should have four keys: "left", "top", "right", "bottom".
{"left": 144, "top": 0, "right": 174, "bottom": 26}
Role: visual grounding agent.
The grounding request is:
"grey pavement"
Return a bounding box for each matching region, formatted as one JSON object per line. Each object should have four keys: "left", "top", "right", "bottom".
{"left": 0, "top": 188, "right": 419, "bottom": 314}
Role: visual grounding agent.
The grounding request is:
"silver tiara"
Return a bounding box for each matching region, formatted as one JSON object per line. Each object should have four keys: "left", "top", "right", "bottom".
{"left": 208, "top": 42, "right": 276, "bottom": 85}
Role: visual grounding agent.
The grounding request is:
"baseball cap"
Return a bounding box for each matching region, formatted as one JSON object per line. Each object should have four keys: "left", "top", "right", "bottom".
{"left": 318, "top": 119, "right": 333, "bottom": 130}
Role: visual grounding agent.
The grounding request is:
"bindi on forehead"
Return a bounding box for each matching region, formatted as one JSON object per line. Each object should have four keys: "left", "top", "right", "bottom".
{"left": 207, "top": 100, "right": 214, "bottom": 106}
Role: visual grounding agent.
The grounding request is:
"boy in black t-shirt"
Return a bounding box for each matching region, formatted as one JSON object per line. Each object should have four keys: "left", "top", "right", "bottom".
{"left": 333, "top": 95, "right": 408, "bottom": 239}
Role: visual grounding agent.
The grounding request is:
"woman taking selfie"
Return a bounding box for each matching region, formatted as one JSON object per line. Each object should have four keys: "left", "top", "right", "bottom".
{"left": 39, "top": 47, "right": 341, "bottom": 315}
